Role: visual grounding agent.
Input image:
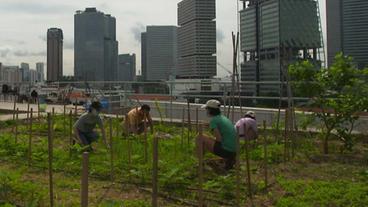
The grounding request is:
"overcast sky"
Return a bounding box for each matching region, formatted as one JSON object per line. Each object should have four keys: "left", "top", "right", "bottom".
{"left": 0, "top": 0, "right": 326, "bottom": 77}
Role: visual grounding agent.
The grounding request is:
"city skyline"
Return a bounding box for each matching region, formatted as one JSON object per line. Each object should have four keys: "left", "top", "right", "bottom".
{"left": 0, "top": 0, "right": 326, "bottom": 78}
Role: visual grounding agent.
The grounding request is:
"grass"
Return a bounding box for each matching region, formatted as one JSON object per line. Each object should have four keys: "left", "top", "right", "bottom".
{"left": 0, "top": 115, "right": 367, "bottom": 206}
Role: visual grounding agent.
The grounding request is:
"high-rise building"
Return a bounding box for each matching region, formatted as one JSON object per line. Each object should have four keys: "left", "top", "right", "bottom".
{"left": 29, "top": 70, "right": 38, "bottom": 84}
{"left": 141, "top": 32, "right": 147, "bottom": 81}
{"left": 74, "top": 8, "right": 118, "bottom": 82}
{"left": 141, "top": 26, "right": 177, "bottom": 81}
{"left": 118, "top": 54, "right": 136, "bottom": 81}
{"left": 20, "top": 62, "right": 30, "bottom": 82}
{"left": 47, "top": 28, "right": 63, "bottom": 81}
{"left": 327, "top": 0, "right": 368, "bottom": 69}
{"left": 177, "top": 0, "right": 216, "bottom": 79}
{"left": 240, "top": 0, "right": 322, "bottom": 96}
{"left": 2, "top": 66, "right": 22, "bottom": 84}
{"left": 36, "top": 62, "right": 45, "bottom": 82}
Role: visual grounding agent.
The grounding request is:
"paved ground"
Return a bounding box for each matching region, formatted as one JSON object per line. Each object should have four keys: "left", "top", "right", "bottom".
{"left": 0, "top": 101, "right": 366, "bottom": 134}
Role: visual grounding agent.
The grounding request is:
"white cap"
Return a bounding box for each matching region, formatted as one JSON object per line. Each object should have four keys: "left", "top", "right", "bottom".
{"left": 245, "top": 111, "right": 256, "bottom": 119}
{"left": 201, "top": 99, "right": 221, "bottom": 109}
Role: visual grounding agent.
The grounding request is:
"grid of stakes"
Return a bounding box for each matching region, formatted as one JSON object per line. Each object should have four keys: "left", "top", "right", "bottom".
{"left": 1, "top": 100, "right": 304, "bottom": 206}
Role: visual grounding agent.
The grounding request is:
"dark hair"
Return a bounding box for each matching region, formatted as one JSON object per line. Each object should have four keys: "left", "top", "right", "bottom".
{"left": 244, "top": 114, "right": 256, "bottom": 120}
{"left": 141, "top": 104, "right": 151, "bottom": 112}
{"left": 89, "top": 101, "right": 102, "bottom": 112}
{"left": 207, "top": 107, "right": 221, "bottom": 116}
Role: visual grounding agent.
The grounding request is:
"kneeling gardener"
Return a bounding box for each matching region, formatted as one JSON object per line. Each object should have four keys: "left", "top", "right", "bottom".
{"left": 74, "top": 101, "right": 109, "bottom": 150}
{"left": 125, "top": 104, "right": 153, "bottom": 135}
{"left": 197, "top": 100, "right": 237, "bottom": 170}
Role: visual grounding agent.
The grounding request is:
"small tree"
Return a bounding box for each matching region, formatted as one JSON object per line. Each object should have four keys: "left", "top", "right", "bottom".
{"left": 289, "top": 53, "right": 368, "bottom": 154}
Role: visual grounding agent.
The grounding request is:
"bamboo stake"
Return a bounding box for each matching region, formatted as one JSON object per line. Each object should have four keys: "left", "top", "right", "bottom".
{"left": 236, "top": 127, "right": 241, "bottom": 206}
{"left": 243, "top": 123, "right": 252, "bottom": 200}
{"left": 81, "top": 152, "right": 89, "bottom": 207}
{"left": 128, "top": 137, "right": 132, "bottom": 166}
{"left": 15, "top": 108, "right": 19, "bottom": 143}
{"left": 12, "top": 95, "right": 16, "bottom": 121}
{"left": 63, "top": 104, "right": 66, "bottom": 137}
{"left": 198, "top": 124, "right": 204, "bottom": 207}
{"left": 187, "top": 100, "right": 191, "bottom": 145}
{"left": 38, "top": 97, "right": 41, "bottom": 120}
{"left": 109, "top": 118, "right": 114, "bottom": 182}
{"left": 263, "top": 120, "right": 268, "bottom": 190}
{"left": 27, "top": 101, "right": 30, "bottom": 123}
{"left": 144, "top": 114, "right": 148, "bottom": 163}
{"left": 284, "top": 109, "right": 289, "bottom": 162}
{"left": 116, "top": 114, "right": 119, "bottom": 137}
{"left": 181, "top": 107, "right": 185, "bottom": 148}
{"left": 196, "top": 107, "right": 199, "bottom": 134}
{"left": 47, "top": 113, "right": 54, "bottom": 207}
{"left": 69, "top": 110, "right": 73, "bottom": 157}
{"left": 28, "top": 108, "right": 33, "bottom": 166}
{"left": 74, "top": 103, "right": 78, "bottom": 118}
{"left": 152, "top": 136, "right": 158, "bottom": 207}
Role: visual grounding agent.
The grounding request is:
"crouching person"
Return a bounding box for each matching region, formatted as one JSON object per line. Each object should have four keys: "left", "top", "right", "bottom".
{"left": 197, "top": 100, "right": 237, "bottom": 170}
{"left": 124, "top": 104, "right": 153, "bottom": 135}
{"left": 73, "top": 101, "right": 109, "bottom": 151}
{"left": 235, "top": 111, "right": 258, "bottom": 140}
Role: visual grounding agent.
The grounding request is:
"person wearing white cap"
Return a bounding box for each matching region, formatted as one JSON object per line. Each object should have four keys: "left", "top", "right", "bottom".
{"left": 197, "top": 99, "right": 237, "bottom": 170}
{"left": 235, "top": 111, "right": 258, "bottom": 140}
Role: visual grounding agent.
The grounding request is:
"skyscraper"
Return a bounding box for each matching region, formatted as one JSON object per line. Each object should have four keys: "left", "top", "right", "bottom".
{"left": 74, "top": 8, "right": 118, "bottom": 82}
{"left": 141, "top": 26, "right": 177, "bottom": 81}
{"left": 47, "top": 28, "right": 63, "bottom": 81}
{"left": 36, "top": 62, "right": 45, "bottom": 82}
{"left": 177, "top": 0, "right": 216, "bottom": 79}
{"left": 327, "top": 0, "right": 368, "bottom": 69}
{"left": 20, "top": 62, "right": 30, "bottom": 82}
{"left": 118, "top": 54, "right": 136, "bottom": 81}
{"left": 240, "top": 0, "right": 322, "bottom": 96}
{"left": 141, "top": 32, "right": 147, "bottom": 81}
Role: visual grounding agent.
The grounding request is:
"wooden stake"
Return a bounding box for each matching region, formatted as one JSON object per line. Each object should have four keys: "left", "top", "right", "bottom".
{"left": 198, "top": 125, "right": 204, "bottom": 207}
{"left": 81, "top": 152, "right": 89, "bottom": 207}
{"left": 263, "top": 120, "right": 268, "bottom": 190}
{"left": 52, "top": 107, "right": 55, "bottom": 117}
{"left": 109, "top": 118, "right": 114, "bottom": 182}
{"left": 152, "top": 136, "right": 158, "bottom": 207}
{"left": 243, "top": 123, "right": 252, "bottom": 200}
{"left": 28, "top": 108, "right": 33, "bottom": 166}
{"left": 236, "top": 127, "right": 241, "bottom": 206}
{"left": 15, "top": 108, "right": 19, "bottom": 143}
{"left": 47, "top": 113, "right": 54, "bottom": 207}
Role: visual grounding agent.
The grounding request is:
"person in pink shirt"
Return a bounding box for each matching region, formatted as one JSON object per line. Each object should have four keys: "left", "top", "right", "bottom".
{"left": 235, "top": 111, "right": 258, "bottom": 140}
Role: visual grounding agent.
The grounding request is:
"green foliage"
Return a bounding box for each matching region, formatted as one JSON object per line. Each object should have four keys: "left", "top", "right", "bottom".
{"left": 289, "top": 53, "right": 368, "bottom": 152}
{"left": 0, "top": 170, "right": 46, "bottom": 206}
{"left": 276, "top": 177, "right": 368, "bottom": 207}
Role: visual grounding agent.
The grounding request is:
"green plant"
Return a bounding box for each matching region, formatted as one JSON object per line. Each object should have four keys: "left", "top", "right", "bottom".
{"left": 289, "top": 53, "right": 368, "bottom": 153}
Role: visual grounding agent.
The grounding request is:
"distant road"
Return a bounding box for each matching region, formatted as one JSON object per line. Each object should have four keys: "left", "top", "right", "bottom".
{"left": 0, "top": 101, "right": 366, "bottom": 134}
